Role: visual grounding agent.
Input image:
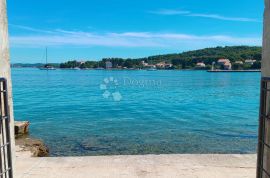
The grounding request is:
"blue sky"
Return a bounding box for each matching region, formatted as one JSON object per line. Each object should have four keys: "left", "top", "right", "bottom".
{"left": 8, "top": 0, "right": 264, "bottom": 63}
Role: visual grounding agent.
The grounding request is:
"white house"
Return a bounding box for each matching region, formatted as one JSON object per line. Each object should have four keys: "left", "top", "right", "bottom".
{"left": 244, "top": 59, "right": 256, "bottom": 65}
{"left": 217, "top": 59, "right": 232, "bottom": 70}
{"left": 196, "top": 62, "right": 206, "bottom": 68}
{"left": 217, "top": 59, "right": 230, "bottom": 65}
{"left": 235, "top": 61, "right": 243, "bottom": 64}
{"left": 156, "top": 62, "right": 172, "bottom": 68}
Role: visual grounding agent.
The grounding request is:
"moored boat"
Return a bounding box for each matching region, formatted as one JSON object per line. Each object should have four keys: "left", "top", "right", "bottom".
{"left": 39, "top": 48, "right": 56, "bottom": 70}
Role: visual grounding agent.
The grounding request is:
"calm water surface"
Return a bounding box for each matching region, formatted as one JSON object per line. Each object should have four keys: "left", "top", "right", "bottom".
{"left": 12, "top": 68, "right": 260, "bottom": 156}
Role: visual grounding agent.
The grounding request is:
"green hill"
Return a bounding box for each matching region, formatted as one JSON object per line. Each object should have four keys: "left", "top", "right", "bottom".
{"left": 58, "top": 46, "right": 262, "bottom": 70}
{"left": 141, "top": 46, "right": 261, "bottom": 66}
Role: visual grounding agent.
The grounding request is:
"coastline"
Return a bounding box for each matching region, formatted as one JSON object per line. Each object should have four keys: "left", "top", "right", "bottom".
{"left": 11, "top": 67, "right": 262, "bottom": 72}
{"left": 15, "top": 123, "right": 257, "bottom": 178}
{"left": 15, "top": 136, "right": 49, "bottom": 157}
{"left": 207, "top": 69, "right": 261, "bottom": 72}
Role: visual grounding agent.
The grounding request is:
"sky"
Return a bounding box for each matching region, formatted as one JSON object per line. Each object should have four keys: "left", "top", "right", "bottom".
{"left": 8, "top": 0, "right": 264, "bottom": 63}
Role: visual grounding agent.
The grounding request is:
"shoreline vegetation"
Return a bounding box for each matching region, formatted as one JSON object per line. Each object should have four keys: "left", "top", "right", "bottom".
{"left": 12, "top": 46, "right": 262, "bottom": 71}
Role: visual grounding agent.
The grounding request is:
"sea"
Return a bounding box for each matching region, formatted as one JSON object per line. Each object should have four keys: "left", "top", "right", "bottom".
{"left": 12, "top": 68, "right": 260, "bottom": 156}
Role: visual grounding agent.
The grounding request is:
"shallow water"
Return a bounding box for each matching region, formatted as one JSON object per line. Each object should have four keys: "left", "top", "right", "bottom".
{"left": 12, "top": 68, "right": 260, "bottom": 156}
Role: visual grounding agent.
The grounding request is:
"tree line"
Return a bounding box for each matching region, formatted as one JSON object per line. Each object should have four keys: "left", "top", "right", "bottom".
{"left": 58, "top": 46, "right": 262, "bottom": 70}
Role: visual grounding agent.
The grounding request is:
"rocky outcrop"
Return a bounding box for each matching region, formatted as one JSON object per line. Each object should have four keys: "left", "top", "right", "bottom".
{"left": 16, "top": 137, "right": 49, "bottom": 157}
{"left": 15, "top": 121, "right": 29, "bottom": 137}
{"left": 15, "top": 121, "right": 49, "bottom": 157}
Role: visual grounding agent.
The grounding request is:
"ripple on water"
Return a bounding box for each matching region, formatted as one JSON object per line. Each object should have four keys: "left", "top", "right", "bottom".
{"left": 12, "top": 69, "right": 260, "bottom": 156}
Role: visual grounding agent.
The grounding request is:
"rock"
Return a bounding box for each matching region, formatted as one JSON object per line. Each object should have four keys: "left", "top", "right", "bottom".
{"left": 31, "top": 141, "right": 50, "bottom": 157}
{"left": 15, "top": 120, "right": 49, "bottom": 157}
{"left": 15, "top": 121, "right": 29, "bottom": 136}
{"left": 16, "top": 137, "right": 49, "bottom": 157}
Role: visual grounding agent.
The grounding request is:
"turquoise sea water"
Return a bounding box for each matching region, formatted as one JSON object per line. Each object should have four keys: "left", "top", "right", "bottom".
{"left": 12, "top": 68, "right": 260, "bottom": 156}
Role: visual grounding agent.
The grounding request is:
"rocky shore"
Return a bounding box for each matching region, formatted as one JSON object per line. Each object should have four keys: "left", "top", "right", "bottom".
{"left": 13, "top": 122, "right": 257, "bottom": 178}
{"left": 15, "top": 121, "right": 49, "bottom": 157}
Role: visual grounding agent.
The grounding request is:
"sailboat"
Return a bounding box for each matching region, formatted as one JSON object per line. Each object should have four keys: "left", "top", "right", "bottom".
{"left": 39, "top": 48, "right": 56, "bottom": 70}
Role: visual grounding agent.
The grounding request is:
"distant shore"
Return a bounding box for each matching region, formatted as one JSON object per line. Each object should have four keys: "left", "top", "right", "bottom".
{"left": 207, "top": 69, "right": 261, "bottom": 72}
{"left": 11, "top": 66, "right": 262, "bottom": 72}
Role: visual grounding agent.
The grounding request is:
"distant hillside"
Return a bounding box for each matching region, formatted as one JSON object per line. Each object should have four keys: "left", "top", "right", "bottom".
{"left": 124, "top": 46, "right": 260, "bottom": 70}
{"left": 13, "top": 46, "right": 262, "bottom": 70}
{"left": 141, "top": 46, "right": 262, "bottom": 65}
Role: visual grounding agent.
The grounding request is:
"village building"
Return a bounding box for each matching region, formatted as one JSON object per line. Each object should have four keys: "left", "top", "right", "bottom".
{"left": 245, "top": 59, "right": 256, "bottom": 65}
{"left": 156, "top": 62, "right": 172, "bottom": 69}
{"left": 217, "top": 59, "right": 230, "bottom": 65}
{"left": 196, "top": 62, "right": 206, "bottom": 68}
{"left": 235, "top": 61, "right": 244, "bottom": 64}
{"left": 155, "top": 62, "right": 165, "bottom": 68}
{"left": 217, "top": 59, "right": 232, "bottom": 70}
{"left": 223, "top": 62, "right": 232, "bottom": 70}
{"left": 141, "top": 61, "right": 159, "bottom": 68}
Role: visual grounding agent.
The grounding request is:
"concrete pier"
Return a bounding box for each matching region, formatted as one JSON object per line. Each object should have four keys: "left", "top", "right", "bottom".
{"left": 15, "top": 151, "right": 256, "bottom": 178}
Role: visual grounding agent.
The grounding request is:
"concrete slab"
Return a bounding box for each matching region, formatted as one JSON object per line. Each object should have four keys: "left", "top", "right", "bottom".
{"left": 15, "top": 150, "right": 256, "bottom": 178}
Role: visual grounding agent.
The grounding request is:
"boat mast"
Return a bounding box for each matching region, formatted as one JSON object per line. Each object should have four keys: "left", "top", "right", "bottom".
{"left": 46, "top": 47, "right": 48, "bottom": 65}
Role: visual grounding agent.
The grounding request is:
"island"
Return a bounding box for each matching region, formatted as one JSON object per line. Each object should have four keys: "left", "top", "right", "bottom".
{"left": 12, "top": 46, "right": 262, "bottom": 71}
